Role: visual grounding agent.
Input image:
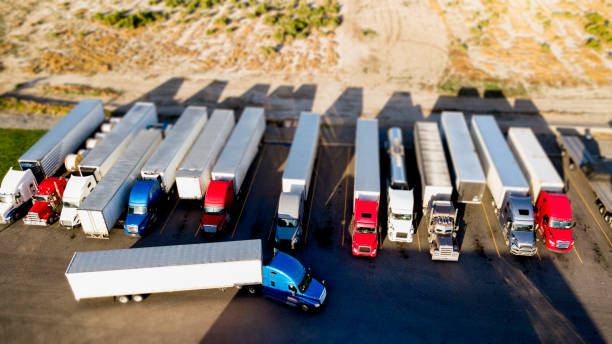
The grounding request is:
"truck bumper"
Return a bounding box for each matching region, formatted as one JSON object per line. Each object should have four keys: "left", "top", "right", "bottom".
{"left": 23, "top": 219, "right": 49, "bottom": 226}
{"left": 431, "top": 252, "right": 460, "bottom": 262}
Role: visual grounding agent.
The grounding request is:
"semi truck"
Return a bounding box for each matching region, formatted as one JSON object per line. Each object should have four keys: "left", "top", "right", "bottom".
{"left": 414, "top": 121, "right": 459, "bottom": 261}
{"left": 470, "top": 115, "right": 537, "bottom": 256}
{"left": 65, "top": 239, "right": 327, "bottom": 311}
{"left": 23, "top": 177, "right": 67, "bottom": 225}
{"left": 124, "top": 107, "right": 208, "bottom": 236}
{"left": 440, "top": 112, "right": 486, "bottom": 204}
{"left": 18, "top": 100, "right": 105, "bottom": 182}
{"left": 175, "top": 109, "right": 235, "bottom": 200}
{"left": 59, "top": 176, "right": 97, "bottom": 228}
{"left": 0, "top": 169, "right": 38, "bottom": 224}
{"left": 78, "top": 129, "right": 162, "bottom": 239}
{"left": 275, "top": 112, "right": 320, "bottom": 249}
{"left": 507, "top": 127, "right": 574, "bottom": 252}
{"left": 78, "top": 102, "right": 157, "bottom": 182}
{"left": 200, "top": 107, "right": 265, "bottom": 234}
{"left": 385, "top": 127, "right": 415, "bottom": 243}
{"left": 351, "top": 118, "right": 380, "bottom": 257}
{"left": 558, "top": 135, "right": 612, "bottom": 228}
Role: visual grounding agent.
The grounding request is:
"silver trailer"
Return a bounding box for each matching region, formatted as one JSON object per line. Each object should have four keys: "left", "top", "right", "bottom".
{"left": 140, "top": 106, "right": 208, "bottom": 193}
{"left": 175, "top": 109, "right": 235, "bottom": 200}
{"left": 558, "top": 135, "right": 612, "bottom": 226}
{"left": 78, "top": 129, "right": 162, "bottom": 239}
{"left": 354, "top": 119, "right": 380, "bottom": 203}
{"left": 470, "top": 115, "right": 536, "bottom": 256}
{"left": 79, "top": 102, "right": 157, "bottom": 181}
{"left": 211, "top": 107, "right": 266, "bottom": 194}
{"left": 275, "top": 112, "right": 321, "bottom": 249}
{"left": 18, "top": 100, "right": 105, "bottom": 182}
{"left": 507, "top": 127, "right": 564, "bottom": 202}
{"left": 413, "top": 121, "right": 453, "bottom": 209}
{"left": 66, "top": 240, "right": 262, "bottom": 302}
{"left": 441, "top": 112, "right": 486, "bottom": 204}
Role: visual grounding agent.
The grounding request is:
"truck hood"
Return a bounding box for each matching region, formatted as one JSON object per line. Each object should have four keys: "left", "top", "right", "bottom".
{"left": 303, "top": 278, "right": 326, "bottom": 303}
{"left": 436, "top": 234, "right": 453, "bottom": 247}
{"left": 389, "top": 218, "right": 413, "bottom": 231}
{"left": 60, "top": 207, "right": 78, "bottom": 224}
{"left": 126, "top": 213, "right": 147, "bottom": 228}
{"left": 202, "top": 213, "right": 224, "bottom": 227}
{"left": 512, "top": 231, "right": 535, "bottom": 246}
{"left": 29, "top": 202, "right": 52, "bottom": 218}
{"left": 548, "top": 228, "right": 573, "bottom": 242}
{"left": 353, "top": 232, "right": 377, "bottom": 248}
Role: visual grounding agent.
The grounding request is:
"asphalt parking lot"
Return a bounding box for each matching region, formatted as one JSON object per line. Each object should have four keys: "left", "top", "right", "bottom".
{"left": 0, "top": 126, "right": 610, "bottom": 343}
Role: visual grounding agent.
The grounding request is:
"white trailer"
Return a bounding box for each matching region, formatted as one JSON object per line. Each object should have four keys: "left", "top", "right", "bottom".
{"left": 413, "top": 121, "right": 453, "bottom": 209}
{"left": 78, "top": 129, "right": 162, "bottom": 238}
{"left": 175, "top": 109, "right": 235, "bottom": 200}
{"left": 18, "top": 100, "right": 105, "bottom": 182}
{"left": 275, "top": 112, "right": 321, "bottom": 248}
{"left": 470, "top": 116, "right": 530, "bottom": 209}
{"left": 65, "top": 240, "right": 262, "bottom": 302}
{"left": 79, "top": 102, "right": 157, "bottom": 181}
{"left": 507, "top": 127, "right": 564, "bottom": 202}
{"left": 211, "top": 107, "right": 266, "bottom": 194}
{"left": 441, "top": 112, "right": 486, "bottom": 204}
{"left": 354, "top": 119, "right": 380, "bottom": 203}
{"left": 140, "top": 106, "right": 208, "bottom": 193}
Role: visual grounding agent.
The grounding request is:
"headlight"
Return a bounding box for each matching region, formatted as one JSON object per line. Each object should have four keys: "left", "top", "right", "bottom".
{"left": 548, "top": 240, "right": 555, "bottom": 246}
{"left": 314, "top": 303, "right": 320, "bottom": 308}
{"left": 372, "top": 249, "right": 377, "bottom": 255}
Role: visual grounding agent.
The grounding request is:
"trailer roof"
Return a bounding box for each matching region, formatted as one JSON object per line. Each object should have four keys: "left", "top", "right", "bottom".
{"left": 354, "top": 118, "right": 380, "bottom": 194}
{"left": 79, "top": 129, "right": 161, "bottom": 211}
{"left": 19, "top": 100, "right": 103, "bottom": 162}
{"left": 282, "top": 112, "right": 320, "bottom": 184}
{"left": 66, "top": 239, "right": 262, "bottom": 274}
{"left": 141, "top": 106, "right": 207, "bottom": 175}
{"left": 471, "top": 115, "right": 528, "bottom": 189}
{"left": 507, "top": 127, "right": 563, "bottom": 187}
{"left": 441, "top": 112, "right": 485, "bottom": 184}
{"left": 414, "top": 121, "right": 452, "bottom": 188}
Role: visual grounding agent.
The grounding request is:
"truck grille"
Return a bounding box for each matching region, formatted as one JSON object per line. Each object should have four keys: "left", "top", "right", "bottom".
{"left": 24, "top": 212, "right": 46, "bottom": 226}
{"left": 557, "top": 241, "right": 570, "bottom": 249}
{"left": 440, "top": 246, "right": 453, "bottom": 255}
{"left": 396, "top": 232, "right": 408, "bottom": 239}
{"left": 358, "top": 246, "right": 371, "bottom": 253}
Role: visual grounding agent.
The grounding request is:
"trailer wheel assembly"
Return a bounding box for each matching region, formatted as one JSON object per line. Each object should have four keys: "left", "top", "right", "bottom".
{"left": 117, "top": 295, "right": 130, "bottom": 304}
{"left": 132, "top": 295, "right": 143, "bottom": 302}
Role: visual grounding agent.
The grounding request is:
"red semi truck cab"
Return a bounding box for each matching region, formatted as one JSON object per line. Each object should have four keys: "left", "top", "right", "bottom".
{"left": 535, "top": 191, "right": 574, "bottom": 252}
{"left": 200, "top": 180, "right": 234, "bottom": 234}
{"left": 24, "top": 177, "right": 67, "bottom": 226}
{"left": 351, "top": 199, "right": 379, "bottom": 257}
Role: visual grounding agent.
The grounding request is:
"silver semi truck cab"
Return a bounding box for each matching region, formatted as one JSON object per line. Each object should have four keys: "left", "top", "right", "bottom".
{"left": 427, "top": 200, "right": 459, "bottom": 261}
{"left": 497, "top": 194, "right": 537, "bottom": 256}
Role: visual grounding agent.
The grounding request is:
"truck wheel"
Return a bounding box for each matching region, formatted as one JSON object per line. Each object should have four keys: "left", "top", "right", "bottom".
{"left": 132, "top": 294, "right": 143, "bottom": 302}
{"left": 117, "top": 295, "right": 130, "bottom": 304}
{"left": 604, "top": 214, "right": 611, "bottom": 223}
{"left": 599, "top": 205, "right": 605, "bottom": 215}
{"left": 247, "top": 286, "right": 257, "bottom": 295}
{"left": 300, "top": 304, "right": 310, "bottom": 312}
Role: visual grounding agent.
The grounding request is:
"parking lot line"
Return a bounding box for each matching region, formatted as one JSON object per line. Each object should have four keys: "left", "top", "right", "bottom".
{"left": 303, "top": 148, "right": 322, "bottom": 244}
{"left": 341, "top": 147, "right": 350, "bottom": 247}
{"left": 417, "top": 225, "right": 421, "bottom": 251}
{"left": 572, "top": 178, "right": 612, "bottom": 247}
{"left": 536, "top": 250, "right": 541, "bottom": 261}
{"left": 481, "top": 202, "right": 501, "bottom": 258}
{"left": 231, "top": 145, "right": 266, "bottom": 239}
{"left": 159, "top": 198, "right": 179, "bottom": 235}
{"left": 574, "top": 247, "right": 584, "bottom": 264}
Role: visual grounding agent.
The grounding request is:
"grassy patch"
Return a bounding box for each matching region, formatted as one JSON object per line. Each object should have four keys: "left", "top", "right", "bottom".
{"left": 41, "top": 84, "right": 122, "bottom": 97}
{"left": 93, "top": 10, "right": 166, "bottom": 29}
{"left": 437, "top": 79, "right": 528, "bottom": 98}
{"left": 0, "top": 97, "right": 72, "bottom": 116}
{"left": 360, "top": 28, "right": 377, "bottom": 38}
{"left": 0, "top": 128, "right": 47, "bottom": 178}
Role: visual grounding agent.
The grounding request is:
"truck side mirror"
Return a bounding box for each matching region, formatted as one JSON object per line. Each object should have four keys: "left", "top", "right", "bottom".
{"left": 571, "top": 222, "right": 576, "bottom": 228}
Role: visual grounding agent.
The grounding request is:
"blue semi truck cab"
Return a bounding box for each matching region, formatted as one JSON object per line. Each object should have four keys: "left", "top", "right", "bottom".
{"left": 124, "top": 180, "right": 162, "bottom": 236}
{"left": 262, "top": 252, "right": 327, "bottom": 311}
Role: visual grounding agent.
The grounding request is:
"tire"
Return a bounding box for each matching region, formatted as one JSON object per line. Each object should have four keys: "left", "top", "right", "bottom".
{"left": 569, "top": 161, "right": 575, "bottom": 170}
{"left": 132, "top": 294, "right": 143, "bottom": 302}
{"left": 599, "top": 205, "right": 605, "bottom": 215}
{"left": 604, "top": 214, "right": 611, "bottom": 223}
{"left": 117, "top": 295, "right": 129, "bottom": 304}
{"left": 247, "top": 286, "right": 257, "bottom": 295}
{"left": 300, "top": 304, "right": 310, "bottom": 312}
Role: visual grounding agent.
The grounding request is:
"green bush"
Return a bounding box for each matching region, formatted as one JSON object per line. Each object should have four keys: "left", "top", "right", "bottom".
{"left": 214, "top": 16, "right": 230, "bottom": 25}
{"left": 93, "top": 10, "right": 166, "bottom": 29}
{"left": 360, "top": 28, "right": 377, "bottom": 37}
{"left": 206, "top": 28, "right": 217, "bottom": 35}
{"left": 585, "top": 37, "right": 602, "bottom": 50}
{"left": 260, "top": 45, "right": 276, "bottom": 55}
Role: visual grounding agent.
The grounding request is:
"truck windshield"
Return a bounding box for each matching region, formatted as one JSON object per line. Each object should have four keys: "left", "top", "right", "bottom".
{"left": 33, "top": 194, "right": 49, "bottom": 202}
{"left": 0, "top": 194, "right": 14, "bottom": 203}
{"left": 63, "top": 201, "right": 79, "bottom": 208}
{"left": 128, "top": 205, "right": 147, "bottom": 215}
{"left": 277, "top": 218, "right": 298, "bottom": 228}
{"left": 298, "top": 271, "right": 312, "bottom": 293}
{"left": 204, "top": 206, "right": 224, "bottom": 215}
{"left": 392, "top": 213, "right": 412, "bottom": 221}
{"left": 355, "top": 226, "right": 376, "bottom": 234}
{"left": 550, "top": 219, "right": 572, "bottom": 229}
{"left": 513, "top": 223, "right": 534, "bottom": 232}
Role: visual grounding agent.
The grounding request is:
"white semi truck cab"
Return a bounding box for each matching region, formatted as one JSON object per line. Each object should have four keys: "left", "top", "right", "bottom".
{"left": 0, "top": 169, "right": 38, "bottom": 224}
{"left": 60, "top": 176, "right": 97, "bottom": 228}
{"left": 385, "top": 128, "right": 415, "bottom": 242}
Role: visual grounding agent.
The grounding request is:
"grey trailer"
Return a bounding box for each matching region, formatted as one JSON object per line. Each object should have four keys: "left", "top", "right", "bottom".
{"left": 79, "top": 102, "right": 157, "bottom": 181}
{"left": 140, "top": 106, "right": 208, "bottom": 193}
{"left": 441, "top": 112, "right": 486, "bottom": 204}
{"left": 175, "top": 109, "right": 235, "bottom": 200}
{"left": 19, "top": 100, "right": 105, "bottom": 182}
{"left": 78, "top": 129, "right": 162, "bottom": 238}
